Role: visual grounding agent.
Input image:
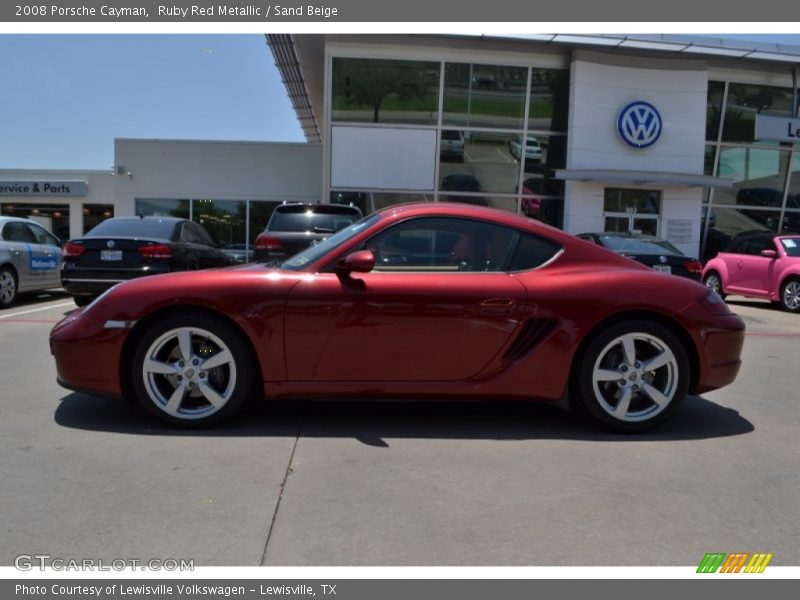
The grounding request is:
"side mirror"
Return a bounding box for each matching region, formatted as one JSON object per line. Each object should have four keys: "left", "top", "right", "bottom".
{"left": 338, "top": 250, "right": 375, "bottom": 274}
{"left": 760, "top": 249, "right": 777, "bottom": 258}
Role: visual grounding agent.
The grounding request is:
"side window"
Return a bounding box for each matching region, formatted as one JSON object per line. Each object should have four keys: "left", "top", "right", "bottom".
{"left": 193, "top": 223, "right": 216, "bottom": 247}
{"left": 2, "top": 222, "right": 37, "bottom": 243}
{"left": 741, "top": 236, "right": 772, "bottom": 255}
{"left": 508, "top": 233, "right": 562, "bottom": 271}
{"left": 365, "top": 217, "right": 516, "bottom": 272}
{"left": 26, "top": 223, "right": 60, "bottom": 247}
{"left": 181, "top": 222, "right": 201, "bottom": 244}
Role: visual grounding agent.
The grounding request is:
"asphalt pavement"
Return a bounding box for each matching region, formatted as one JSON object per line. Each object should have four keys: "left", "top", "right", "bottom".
{"left": 0, "top": 293, "right": 798, "bottom": 566}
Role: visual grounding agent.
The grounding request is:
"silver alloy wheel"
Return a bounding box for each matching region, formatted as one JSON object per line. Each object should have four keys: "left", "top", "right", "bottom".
{"left": 783, "top": 280, "right": 800, "bottom": 311}
{"left": 705, "top": 273, "right": 722, "bottom": 296}
{"left": 591, "top": 332, "right": 678, "bottom": 423}
{"left": 0, "top": 270, "right": 16, "bottom": 305}
{"left": 142, "top": 326, "right": 237, "bottom": 420}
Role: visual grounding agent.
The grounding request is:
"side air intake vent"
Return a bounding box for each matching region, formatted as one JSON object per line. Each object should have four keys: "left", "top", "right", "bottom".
{"left": 504, "top": 319, "right": 557, "bottom": 363}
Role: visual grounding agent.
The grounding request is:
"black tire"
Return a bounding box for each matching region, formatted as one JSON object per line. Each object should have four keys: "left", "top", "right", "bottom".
{"left": 0, "top": 266, "right": 18, "bottom": 307}
{"left": 73, "top": 295, "right": 95, "bottom": 308}
{"left": 703, "top": 270, "right": 726, "bottom": 300}
{"left": 131, "top": 314, "right": 254, "bottom": 427}
{"left": 574, "top": 320, "right": 690, "bottom": 432}
{"left": 779, "top": 277, "right": 800, "bottom": 313}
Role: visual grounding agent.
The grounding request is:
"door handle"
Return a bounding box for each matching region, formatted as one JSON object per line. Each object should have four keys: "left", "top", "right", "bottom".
{"left": 480, "top": 298, "right": 517, "bottom": 313}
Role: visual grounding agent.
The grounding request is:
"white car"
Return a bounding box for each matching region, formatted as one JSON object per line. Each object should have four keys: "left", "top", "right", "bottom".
{"left": 508, "top": 135, "right": 543, "bottom": 162}
{"left": 0, "top": 216, "right": 63, "bottom": 306}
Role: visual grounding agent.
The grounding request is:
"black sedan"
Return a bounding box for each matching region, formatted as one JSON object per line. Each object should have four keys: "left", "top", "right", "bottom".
{"left": 61, "top": 217, "right": 231, "bottom": 306}
{"left": 576, "top": 232, "right": 703, "bottom": 280}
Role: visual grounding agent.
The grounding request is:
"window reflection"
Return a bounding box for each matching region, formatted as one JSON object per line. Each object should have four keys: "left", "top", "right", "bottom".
{"left": 331, "top": 58, "right": 440, "bottom": 125}
{"left": 135, "top": 198, "right": 189, "bottom": 219}
{"left": 715, "top": 147, "right": 790, "bottom": 207}
{"left": 706, "top": 81, "right": 725, "bottom": 141}
{"left": 722, "top": 83, "right": 796, "bottom": 143}
{"left": 528, "top": 69, "right": 569, "bottom": 133}
{"left": 443, "top": 63, "right": 527, "bottom": 129}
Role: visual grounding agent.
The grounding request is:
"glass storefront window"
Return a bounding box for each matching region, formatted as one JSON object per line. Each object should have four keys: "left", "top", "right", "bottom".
{"left": 135, "top": 198, "right": 189, "bottom": 219}
{"left": 706, "top": 81, "right": 725, "bottom": 141}
{"left": 248, "top": 200, "right": 281, "bottom": 245}
{"left": 714, "top": 147, "right": 790, "bottom": 207}
{"left": 192, "top": 199, "right": 246, "bottom": 248}
{"left": 443, "top": 63, "right": 527, "bottom": 129}
{"left": 704, "top": 145, "right": 717, "bottom": 176}
{"left": 438, "top": 130, "right": 524, "bottom": 195}
{"left": 1, "top": 203, "right": 69, "bottom": 241}
{"left": 722, "top": 83, "right": 795, "bottom": 144}
{"left": 82, "top": 204, "right": 114, "bottom": 234}
{"left": 787, "top": 152, "right": 800, "bottom": 205}
{"left": 528, "top": 69, "right": 569, "bottom": 133}
{"left": 331, "top": 58, "right": 440, "bottom": 125}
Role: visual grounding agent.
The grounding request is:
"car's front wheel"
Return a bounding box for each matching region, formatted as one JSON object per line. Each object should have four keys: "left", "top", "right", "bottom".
{"left": 780, "top": 278, "right": 800, "bottom": 312}
{"left": 575, "top": 320, "right": 690, "bottom": 431}
{"left": 131, "top": 315, "right": 253, "bottom": 426}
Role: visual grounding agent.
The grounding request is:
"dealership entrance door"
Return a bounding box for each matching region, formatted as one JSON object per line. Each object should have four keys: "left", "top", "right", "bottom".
{"left": 602, "top": 188, "right": 661, "bottom": 236}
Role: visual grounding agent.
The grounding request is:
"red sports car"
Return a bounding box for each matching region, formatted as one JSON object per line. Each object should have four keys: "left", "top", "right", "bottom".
{"left": 50, "top": 203, "right": 745, "bottom": 431}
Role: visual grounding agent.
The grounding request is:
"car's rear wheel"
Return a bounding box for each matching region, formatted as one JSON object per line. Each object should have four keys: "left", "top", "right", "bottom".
{"left": 576, "top": 321, "right": 689, "bottom": 431}
{"left": 131, "top": 315, "right": 253, "bottom": 426}
{"left": 780, "top": 278, "right": 800, "bottom": 312}
{"left": 0, "top": 267, "right": 17, "bottom": 307}
{"left": 703, "top": 271, "right": 726, "bottom": 299}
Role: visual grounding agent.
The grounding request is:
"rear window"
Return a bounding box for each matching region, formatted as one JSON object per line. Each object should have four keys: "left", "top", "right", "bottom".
{"left": 507, "top": 233, "right": 562, "bottom": 271}
{"left": 599, "top": 236, "right": 682, "bottom": 256}
{"left": 268, "top": 206, "right": 361, "bottom": 233}
{"left": 86, "top": 218, "right": 178, "bottom": 240}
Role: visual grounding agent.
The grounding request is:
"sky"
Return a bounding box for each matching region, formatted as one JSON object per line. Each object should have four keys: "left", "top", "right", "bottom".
{"left": 0, "top": 35, "right": 305, "bottom": 170}
{"left": 1, "top": 33, "right": 799, "bottom": 171}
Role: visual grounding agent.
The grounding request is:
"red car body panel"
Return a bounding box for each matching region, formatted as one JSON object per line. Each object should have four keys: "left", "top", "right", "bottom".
{"left": 704, "top": 235, "right": 800, "bottom": 301}
{"left": 51, "top": 203, "right": 745, "bottom": 406}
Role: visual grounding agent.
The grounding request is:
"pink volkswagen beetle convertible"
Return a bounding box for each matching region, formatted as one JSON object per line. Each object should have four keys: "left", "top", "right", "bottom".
{"left": 703, "top": 232, "right": 800, "bottom": 312}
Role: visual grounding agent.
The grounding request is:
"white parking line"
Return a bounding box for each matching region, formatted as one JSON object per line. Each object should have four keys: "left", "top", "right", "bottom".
{"left": 0, "top": 302, "right": 75, "bottom": 320}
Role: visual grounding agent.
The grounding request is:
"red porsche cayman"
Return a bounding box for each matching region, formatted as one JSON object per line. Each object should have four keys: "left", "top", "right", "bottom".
{"left": 50, "top": 203, "right": 745, "bottom": 431}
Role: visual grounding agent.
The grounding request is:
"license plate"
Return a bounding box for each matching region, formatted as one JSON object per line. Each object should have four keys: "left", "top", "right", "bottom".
{"left": 652, "top": 265, "right": 671, "bottom": 274}
{"left": 100, "top": 250, "right": 123, "bottom": 261}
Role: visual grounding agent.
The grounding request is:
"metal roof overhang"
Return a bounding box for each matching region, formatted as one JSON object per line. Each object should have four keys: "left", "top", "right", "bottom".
{"left": 555, "top": 169, "right": 733, "bottom": 188}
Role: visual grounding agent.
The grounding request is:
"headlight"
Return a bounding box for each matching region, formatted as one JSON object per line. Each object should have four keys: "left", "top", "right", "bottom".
{"left": 697, "top": 289, "right": 732, "bottom": 316}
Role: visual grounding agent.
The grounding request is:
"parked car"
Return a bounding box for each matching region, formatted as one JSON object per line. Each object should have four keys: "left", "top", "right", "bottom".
{"left": 61, "top": 216, "right": 231, "bottom": 307}
{"left": 220, "top": 243, "right": 253, "bottom": 264}
{"left": 0, "top": 216, "right": 63, "bottom": 307}
{"left": 519, "top": 178, "right": 542, "bottom": 217}
{"left": 440, "top": 174, "right": 489, "bottom": 206}
{"left": 507, "top": 135, "right": 543, "bottom": 162}
{"left": 254, "top": 203, "right": 362, "bottom": 264}
{"left": 703, "top": 231, "right": 800, "bottom": 312}
{"left": 50, "top": 202, "right": 744, "bottom": 431}
{"left": 439, "top": 130, "right": 465, "bottom": 162}
{"left": 577, "top": 233, "right": 703, "bottom": 280}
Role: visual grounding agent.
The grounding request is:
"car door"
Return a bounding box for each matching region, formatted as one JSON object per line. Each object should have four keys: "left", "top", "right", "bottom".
{"left": 25, "top": 222, "right": 62, "bottom": 289}
{"left": 192, "top": 222, "right": 229, "bottom": 267}
{"left": 178, "top": 222, "right": 207, "bottom": 269}
{"left": 283, "top": 217, "right": 529, "bottom": 382}
{"left": 1, "top": 221, "right": 36, "bottom": 291}
{"left": 726, "top": 233, "right": 777, "bottom": 296}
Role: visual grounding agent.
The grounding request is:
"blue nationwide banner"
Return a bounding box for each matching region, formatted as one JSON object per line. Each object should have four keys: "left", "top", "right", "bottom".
{"left": 1, "top": 0, "right": 796, "bottom": 22}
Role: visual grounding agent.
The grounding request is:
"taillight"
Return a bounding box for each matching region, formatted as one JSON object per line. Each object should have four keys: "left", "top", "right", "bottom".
{"left": 684, "top": 260, "right": 703, "bottom": 275}
{"left": 63, "top": 242, "right": 85, "bottom": 259}
{"left": 138, "top": 244, "right": 172, "bottom": 260}
{"left": 255, "top": 234, "right": 284, "bottom": 252}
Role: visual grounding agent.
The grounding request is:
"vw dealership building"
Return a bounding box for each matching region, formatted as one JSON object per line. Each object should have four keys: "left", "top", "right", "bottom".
{"left": 2, "top": 33, "right": 799, "bottom": 260}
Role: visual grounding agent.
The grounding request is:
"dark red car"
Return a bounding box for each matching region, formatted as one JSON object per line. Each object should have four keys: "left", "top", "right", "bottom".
{"left": 50, "top": 203, "right": 745, "bottom": 431}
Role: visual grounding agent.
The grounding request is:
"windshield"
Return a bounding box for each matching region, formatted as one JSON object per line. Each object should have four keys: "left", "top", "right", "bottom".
{"left": 780, "top": 237, "right": 800, "bottom": 257}
{"left": 280, "top": 213, "right": 380, "bottom": 271}
{"left": 599, "top": 236, "right": 683, "bottom": 256}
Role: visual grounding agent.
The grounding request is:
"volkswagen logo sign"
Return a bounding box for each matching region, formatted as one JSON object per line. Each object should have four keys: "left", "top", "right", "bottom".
{"left": 617, "top": 101, "right": 662, "bottom": 149}
{"left": 659, "top": 255, "right": 667, "bottom": 264}
{"left": 106, "top": 240, "right": 115, "bottom": 248}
